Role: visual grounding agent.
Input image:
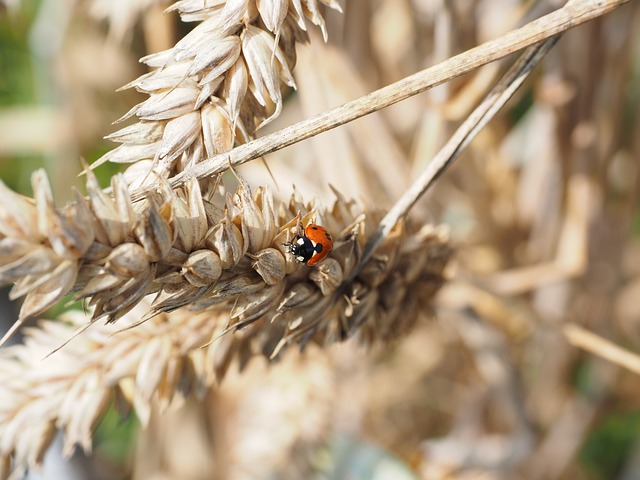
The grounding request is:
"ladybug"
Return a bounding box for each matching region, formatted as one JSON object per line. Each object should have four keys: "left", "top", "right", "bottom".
{"left": 284, "top": 224, "right": 334, "bottom": 266}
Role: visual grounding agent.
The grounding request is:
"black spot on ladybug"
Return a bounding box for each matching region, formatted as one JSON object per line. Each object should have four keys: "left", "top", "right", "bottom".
{"left": 314, "top": 243, "right": 323, "bottom": 253}
{"left": 325, "top": 232, "right": 332, "bottom": 240}
{"left": 310, "top": 226, "right": 318, "bottom": 230}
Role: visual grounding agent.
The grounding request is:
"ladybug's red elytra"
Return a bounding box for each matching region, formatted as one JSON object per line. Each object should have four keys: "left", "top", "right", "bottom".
{"left": 284, "top": 224, "right": 334, "bottom": 266}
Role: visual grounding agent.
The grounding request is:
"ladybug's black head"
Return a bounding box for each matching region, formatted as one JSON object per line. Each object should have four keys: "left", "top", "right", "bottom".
{"left": 285, "top": 234, "right": 315, "bottom": 264}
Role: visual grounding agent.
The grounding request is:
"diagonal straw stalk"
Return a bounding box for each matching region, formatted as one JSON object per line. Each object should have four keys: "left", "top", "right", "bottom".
{"left": 349, "top": 36, "right": 560, "bottom": 281}
{"left": 128, "top": 0, "right": 630, "bottom": 202}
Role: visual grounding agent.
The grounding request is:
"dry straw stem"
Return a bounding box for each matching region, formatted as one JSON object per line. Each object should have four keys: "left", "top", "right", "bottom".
{"left": 564, "top": 323, "right": 640, "bottom": 376}
{"left": 353, "top": 36, "right": 560, "bottom": 281}
{"left": 134, "top": 0, "right": 631, "bottom": 202}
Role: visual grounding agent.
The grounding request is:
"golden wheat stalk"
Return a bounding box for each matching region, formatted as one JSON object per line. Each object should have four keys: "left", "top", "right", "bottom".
{"left": 140, "top": 0, "right": 630, "bottom": 199}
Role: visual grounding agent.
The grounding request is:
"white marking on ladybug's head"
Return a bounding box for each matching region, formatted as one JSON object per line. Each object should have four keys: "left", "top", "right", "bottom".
{"left": 296, "top": 237, "right": 305, "bottom": 245}
{"left": 296, "top": 255, "right": 305, "bottom": 262}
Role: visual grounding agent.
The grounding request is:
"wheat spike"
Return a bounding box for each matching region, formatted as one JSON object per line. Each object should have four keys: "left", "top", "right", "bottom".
{"left": 0, "top": 168, "right": 451, "bottom": 346}
{"left": 0, "top": 167, "right": 451, "bottom": 475}
{"left": 92, "top": 0, "right": 341, "bottom": 186}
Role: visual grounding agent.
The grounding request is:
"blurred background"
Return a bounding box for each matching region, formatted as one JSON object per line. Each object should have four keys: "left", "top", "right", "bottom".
{"left": 1, "top": 0, "right": 640, "bottom": 479}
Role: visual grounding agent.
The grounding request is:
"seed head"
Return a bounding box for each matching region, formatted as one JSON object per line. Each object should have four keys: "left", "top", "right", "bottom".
{"left": 95, "top": 0, "right": 342, "bottom": 182}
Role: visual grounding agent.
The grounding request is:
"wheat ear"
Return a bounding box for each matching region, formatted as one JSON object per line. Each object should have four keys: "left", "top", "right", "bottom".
{"left": 92, "top": 0, "right": 341, "bottom": 186}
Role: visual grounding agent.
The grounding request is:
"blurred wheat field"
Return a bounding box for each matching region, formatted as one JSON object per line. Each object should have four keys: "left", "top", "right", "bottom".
{"left": 0, "top": 0, "right": 639, "bottom": 479}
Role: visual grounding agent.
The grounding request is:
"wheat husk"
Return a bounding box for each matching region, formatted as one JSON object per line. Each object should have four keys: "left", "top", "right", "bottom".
{"left": 0, "top": 169, "right": 451, "bottom": 474}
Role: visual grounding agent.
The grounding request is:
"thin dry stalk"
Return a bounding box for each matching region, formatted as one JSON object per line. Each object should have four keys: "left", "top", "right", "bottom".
{"left": 352, "top": 36, "right": 560, "bottom": 281}
{"left": 135, "top": 0, "right": 630, "bottom": 200}
{"left": 564, "top": 323, "right": 640, "bottom": 376}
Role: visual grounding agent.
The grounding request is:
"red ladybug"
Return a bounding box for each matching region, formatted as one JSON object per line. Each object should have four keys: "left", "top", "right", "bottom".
{"left": 284, "top": 224, "right": 333, "bottom": 266}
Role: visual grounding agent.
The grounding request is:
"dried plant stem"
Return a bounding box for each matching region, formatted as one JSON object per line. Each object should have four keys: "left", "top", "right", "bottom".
{"left": 350, "top": 37, "right": 560, "bottom": 281}
{"left": 128, "top": 0, "right": 630, "bottom": 202}
{"left": 564, "top": 323, "right": 640, "bottom": 376}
